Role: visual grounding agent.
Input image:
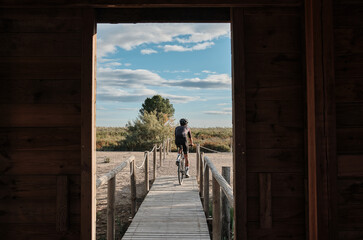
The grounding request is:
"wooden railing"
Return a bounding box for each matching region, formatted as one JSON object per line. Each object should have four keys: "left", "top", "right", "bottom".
{"left": 96, "top": 138, "right": 171, "bottom": 240}
{"left": 196, "top": 144, "right": 234, "bottom": 240}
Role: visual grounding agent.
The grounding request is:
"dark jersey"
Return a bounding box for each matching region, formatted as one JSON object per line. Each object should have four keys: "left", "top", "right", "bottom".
{"left": 175, "top": 125, "right": 192, "bottom": 143}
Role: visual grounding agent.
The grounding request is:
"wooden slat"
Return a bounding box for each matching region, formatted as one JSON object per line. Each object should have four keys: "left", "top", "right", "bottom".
{"left": 333, "top": 4, "right": 363, "bottom": 27}
{"left": 245, "top": 25, "right": 301, "bottom": 54}
{"left": 247, "top": 196, "right": 305, "bottom": 223}
{"left": 0, "top": 9, "right": 82, "bottom": 33}
{"left": 248, "top": 173, "right": 305, "bottom": 197}
{"left": 259, "top": 173, "right": 272, "bottom": 228}
{"left": 336, "top": 78, "right": 363, "bottom": 102}
{"left": 246, "top": 222, "right": 305, "bottom": 239}
{"left": 246, "top": 100, "right": 304, "bottom": 128}
{"left": 246, "top": 86, "right": 303, "bottom": 101}
{"left": 123, "top": 176, "right": 209, "bottom": 240}
{"left": 56, "top": 176, "right": 69, "bottom": 232}
{"left": 0, "top": 199, "right": 55, "bottom": 223}
{"left": 336, "top": 103, "right": 363, "bottom": 127}
{"left": 338, "top": 203, "right": 363, "bottom": 230}
{"left": 335, "top": 54, "right": 363, "bottom": 77}
{"left": 334, "top": 28, "right": 363, "bottom": 54}
{"left": 0, "top": 0, "right": 304, "bottom": 8}
{"left": 0, "top": 152, "right": 80, "bottom": 175}
{"left": 0, "top": 57, "right": 81, "bottom": 80}
{"left": 338, "top": 178, "right": 363, "bottom": 205}
{"left": 0, "top": 127, "right": 80, "bottom": 151}
{"left": 0, "top": 223, "right": 80, "bottom": 240}
{"left": 231, "top": 8, "right": 247, "bottom": 239}
{"left": 80, "top": 8, "right": 96, "bottom": 240}
{"left": 338, "top": 155, "right": 363, "bottom": 177}
{"left": 246, "top": 131, "right": 304, "bottom": 149}
{"left": 97, "top": 8, "right": 230, "bottom": 23}
{"left": 0, "top": 79, "right": 80, "bottom": 104}
{"left": 107, "top": 177, "right": 115, "bottom": 240}
{"left": 0, "top": 33, "right": 81, "bottom": 57}
{"left": 0, "top": 104, "right": 81, "bottom": 127}
{"left": 337, "top": 128, "right": 363, "bottom": 153}
{"left": 212, "top": 176, "right": 221, "bottom": 240}
{"left": 245, "top": 53, "right": 302, "bottom": 78}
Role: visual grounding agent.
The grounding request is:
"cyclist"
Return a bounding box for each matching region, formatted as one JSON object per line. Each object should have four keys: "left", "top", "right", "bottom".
{"left": 175, "top": 118, "right": 194, "bottom": 178}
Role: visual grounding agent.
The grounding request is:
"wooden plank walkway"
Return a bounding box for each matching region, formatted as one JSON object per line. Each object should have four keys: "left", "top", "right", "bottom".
{"left": 123, "top": 176, "right": 210, "bottom": 240}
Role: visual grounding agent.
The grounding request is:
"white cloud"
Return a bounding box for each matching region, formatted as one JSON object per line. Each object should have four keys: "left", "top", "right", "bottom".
{"left": 141, "top": 49, "right": 157, "bottom": 55}
{"left": 97, "top": 86, "right": 198, "bottom": 104}
{"left": 97, "top": 87, "right": 157, "bottom": 102}
{"left": 97, "top": 68, "right": 231, "bottom": 89}
{"left": 164, "top": 70, "right": 190, "bottom": 73}
{"left": 163, "top": 42, "right": 214, "bottom": 52}
{"left": 217, "top": 103, "right": 230, "bottom": 106}
{"left": 103, "top": 62, "right": 122, "bottom": 68}
{"left": 166, "top": 74, "right": 231, "bottom": 89}
{"left": 97, "top": 68, "right": 164, "bottom": 88}
{"left": 204, "top": 110, "right": 232, "bottom": 115}
{"left": 97, "top": 23, "right": 230, "bottom": 58}
{"left": 202, "top": 70, "right": 217, "bottom": 74}
{"left": 124, "top": 63, "right": 131, "bottom": 66}
{"left": 161, "top": 94, "right": 200, "bottom": 103}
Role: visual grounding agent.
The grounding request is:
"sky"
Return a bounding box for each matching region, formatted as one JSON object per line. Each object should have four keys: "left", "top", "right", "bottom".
{"left": 96, "top": 23, "right": 232, "bottom": 128}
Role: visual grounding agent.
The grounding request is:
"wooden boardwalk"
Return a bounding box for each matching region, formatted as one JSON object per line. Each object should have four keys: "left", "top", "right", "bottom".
{"left": 123, "top": 176, "right": 210, "bottom": 240}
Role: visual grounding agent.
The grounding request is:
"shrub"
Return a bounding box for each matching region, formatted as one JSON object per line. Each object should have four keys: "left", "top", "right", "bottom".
{"left": 123, "top": 111, "right": 174, "bottom": 151}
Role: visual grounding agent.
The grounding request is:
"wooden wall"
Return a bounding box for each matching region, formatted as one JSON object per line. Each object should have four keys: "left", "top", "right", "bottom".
{"left": 232, "top": 7, "right": 306, "bottom": 239}
{"left": 334, "top": 1, "right": 363, "bottom": 239}
{"left": 0, "top": 2, "right": 362, "bottom": 240}
{"left": 0, "top": 9, "right": 84, "bottom": 239}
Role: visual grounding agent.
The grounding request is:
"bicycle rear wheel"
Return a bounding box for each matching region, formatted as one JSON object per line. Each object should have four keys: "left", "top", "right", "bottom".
{"left": 178, "top": 156, "right": 184, "bottom": 185}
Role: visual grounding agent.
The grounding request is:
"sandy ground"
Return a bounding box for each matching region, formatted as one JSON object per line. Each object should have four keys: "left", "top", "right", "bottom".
{"left": 96, "top": 150, "right": 233, "bottom": 240}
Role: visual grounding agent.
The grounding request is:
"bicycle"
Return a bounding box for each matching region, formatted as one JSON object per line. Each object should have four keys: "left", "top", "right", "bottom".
{"left": 176, "top": 145, "right": 186, "bottom": 185}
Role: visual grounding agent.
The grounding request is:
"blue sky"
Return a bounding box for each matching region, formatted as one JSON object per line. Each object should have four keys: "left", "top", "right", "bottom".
{"left": 96, "top": 23, "right": 232, "bottom": 128}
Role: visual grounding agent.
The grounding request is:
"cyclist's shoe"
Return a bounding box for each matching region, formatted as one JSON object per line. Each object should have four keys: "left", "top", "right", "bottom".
{"left": 185, "top": 167, "right": 190, "bottom": 178}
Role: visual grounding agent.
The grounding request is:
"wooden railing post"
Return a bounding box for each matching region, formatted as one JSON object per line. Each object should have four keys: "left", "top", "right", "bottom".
{"left": 107, "top": 177, "right": 115, "bottom": 240}
{"left": 153, "top": 144, "right": 157, "bottom": 180}
{"left": 204, "top": 161, "right": 209, "bottom": 217}
{"left": 199, "top": 152, "right": 204, "bottom": 199}
{"left": 166, "top": 138, "right": 169, "bottom": 155}
{"left": 144, "top": 151, "right": 149, "bottom": 193}
{"left": 130, "top": 160, "right": 136, "bottom": 217}
{"left": 159, "top": 143, "right": 162, "bottom": 166}
{"left": 196, "top": 144, "right": 200, "bottom": 183}
{"left": 169, "top": 138, "right": 171, "bottom": 153}
{"left": 222, "top": 167, "right": 231, "bottom": 240}
{"left": 212, "top": 176, "right": 221, "bottom": 240}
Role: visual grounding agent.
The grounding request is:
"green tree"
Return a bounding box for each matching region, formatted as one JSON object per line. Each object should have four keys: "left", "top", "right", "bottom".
{"left": 123, "top": 111, "right": 174, "bottom": 151}
{"left": 139, "top": 95, "right": 175, "bottom": 122}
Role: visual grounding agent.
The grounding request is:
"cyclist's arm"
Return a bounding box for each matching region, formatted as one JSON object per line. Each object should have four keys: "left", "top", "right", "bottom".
{"left": 188, "top": 128, "right": 194, "bottom": 146}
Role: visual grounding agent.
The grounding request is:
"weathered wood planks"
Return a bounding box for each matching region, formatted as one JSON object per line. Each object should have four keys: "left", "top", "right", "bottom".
{"left": 334, "top": 1, "right": 363, "bottom": 239}
{"left": 123, "top": 176, "right": 210, "bottom": 240}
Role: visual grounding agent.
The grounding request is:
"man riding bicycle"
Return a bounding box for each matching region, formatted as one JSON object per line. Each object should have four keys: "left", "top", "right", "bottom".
{"left": 175, "top": 118, "right": 194, "bottom": 178}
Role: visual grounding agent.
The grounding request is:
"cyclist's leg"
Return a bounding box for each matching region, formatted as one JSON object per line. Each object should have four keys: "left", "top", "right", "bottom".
{"left": 182, "top": 142, "right": 189, "bottom": 167}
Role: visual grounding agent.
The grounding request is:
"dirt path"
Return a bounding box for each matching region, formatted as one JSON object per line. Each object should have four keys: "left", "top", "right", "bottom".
{"left": 96, "top": 151, "right": 233, "bottom": 240}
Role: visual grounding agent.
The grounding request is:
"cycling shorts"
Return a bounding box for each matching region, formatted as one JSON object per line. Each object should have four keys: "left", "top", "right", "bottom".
{"left": 175, "top": 139, "right": 188, "bottom": 154}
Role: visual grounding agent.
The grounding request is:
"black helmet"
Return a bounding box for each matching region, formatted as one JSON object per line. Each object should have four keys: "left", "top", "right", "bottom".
{"left": 180, "top": 118, "right": 188, "bottom": 125}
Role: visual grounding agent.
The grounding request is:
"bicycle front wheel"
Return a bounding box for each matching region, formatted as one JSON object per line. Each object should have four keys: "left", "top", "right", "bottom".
{"left": 178, "top": 159, "right": 184, "bottom": 185}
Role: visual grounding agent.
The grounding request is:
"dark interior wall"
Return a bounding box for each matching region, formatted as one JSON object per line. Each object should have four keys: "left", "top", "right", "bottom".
{"left": 232, "top": 6, "right": 305, "bottom": 239}
{"left": 0, "top": 9, "right": 82, "bottom": 239}
{"left": 243, "top": 8, "right": 306, "bottom": 239}
{"left": 333, "top": 1, "right": 363, "bottom": 239}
